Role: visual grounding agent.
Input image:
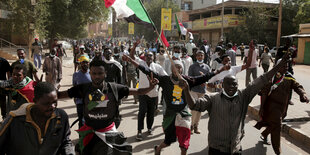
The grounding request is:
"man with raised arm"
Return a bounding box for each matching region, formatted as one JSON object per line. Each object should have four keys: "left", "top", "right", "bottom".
{"left": 57, "top": 60, "right": 158, "bottom": 154}
{"left": 123, "top": 49, "right": 229, "bottom": 155}
{"left": 182, "top": 50, "right": 290, "bottom": 155}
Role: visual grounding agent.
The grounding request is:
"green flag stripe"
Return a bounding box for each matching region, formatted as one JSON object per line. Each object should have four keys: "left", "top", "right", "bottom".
{"left": 175, "top": 14, "right": 181, "bottom": 32}
{"left": 126, "top": 0, "right": 155, "bottom": 27}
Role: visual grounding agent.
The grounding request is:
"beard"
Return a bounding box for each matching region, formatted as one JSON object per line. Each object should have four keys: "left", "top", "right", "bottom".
{"left": 93, "top": 78, "right": 104, "bottom": 86}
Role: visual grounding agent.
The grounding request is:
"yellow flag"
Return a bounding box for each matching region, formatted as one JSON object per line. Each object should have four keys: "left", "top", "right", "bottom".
{"left": 161, "top": 8, "right": 172, "bottom": 31}
{"left": 108, "top": 26, "right": 112, "bottom": 36}
{"left": 128, "top": 22, "right": 134, "bottom": 34}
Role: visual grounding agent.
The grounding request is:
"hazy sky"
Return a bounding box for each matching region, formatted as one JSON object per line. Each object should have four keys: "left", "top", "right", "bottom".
{"left": 216, "top": 0, "right": 279, "bottom": 4}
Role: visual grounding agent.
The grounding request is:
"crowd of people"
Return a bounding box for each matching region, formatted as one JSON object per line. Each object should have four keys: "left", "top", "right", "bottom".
{"left": 0, "top": 36, "right": 308, "bottom": 155}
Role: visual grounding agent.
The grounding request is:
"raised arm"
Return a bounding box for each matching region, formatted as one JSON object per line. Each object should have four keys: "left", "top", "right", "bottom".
{"left": 129, "top": 40, "right": 140, "bottom": 60}
{"left": 123, "top": 54, "right": 164, "bottom": 81}
{"left": 243, "top": 52, "right": 290, "bottom": 104}
{"left": 186, "top": 64, "right": 229, "bottom": 88}
{"left": 241, "top": 41, "right": 254, "bottom": 70}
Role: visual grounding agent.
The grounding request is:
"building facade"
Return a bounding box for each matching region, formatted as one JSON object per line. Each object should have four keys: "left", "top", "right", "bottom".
{"left": 296, "top": 23, "right": 310, "bottom": 64}
{"left": 168, "top": 0, "right": 278, "bottom": 47}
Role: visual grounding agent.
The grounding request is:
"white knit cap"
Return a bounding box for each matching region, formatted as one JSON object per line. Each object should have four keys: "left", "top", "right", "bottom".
{"left": 173, "top": 60, "right": 184, "bottom": 69}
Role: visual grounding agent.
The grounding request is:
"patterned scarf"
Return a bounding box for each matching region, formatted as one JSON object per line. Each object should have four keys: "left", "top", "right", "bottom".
{"left": 268, "top": 73, "right": 284, "bottom": 96}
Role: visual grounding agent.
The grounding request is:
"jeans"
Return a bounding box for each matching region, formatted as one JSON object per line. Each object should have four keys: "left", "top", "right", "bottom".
{"left": 33, "top": 54, "right": 42, "bottom": 69}
{"left": 127, "top": 74, "right": 138, "bottom": 103}
{"left": 245, "top": 67, "right": 257, "bottom": 86}
{"left": 138, "top": 95, "right": 158, "bottom": 131}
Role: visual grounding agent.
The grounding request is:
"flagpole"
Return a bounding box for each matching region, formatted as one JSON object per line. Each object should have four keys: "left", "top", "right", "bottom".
{"left": 154, "top": 29, "right": 182, "bottom": 79}
{"left": 139, "top": 0, "right": 181, "bottom": 79}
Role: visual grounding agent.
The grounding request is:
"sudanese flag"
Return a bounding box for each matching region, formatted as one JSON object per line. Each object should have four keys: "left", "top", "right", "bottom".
{"left": 104, "top": 0, "right": 156, "bottom": 30}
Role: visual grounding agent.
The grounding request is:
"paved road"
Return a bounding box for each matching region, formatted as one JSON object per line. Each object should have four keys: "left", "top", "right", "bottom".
{"left": 52, "top": 53, "right": 310, "bottom": 155}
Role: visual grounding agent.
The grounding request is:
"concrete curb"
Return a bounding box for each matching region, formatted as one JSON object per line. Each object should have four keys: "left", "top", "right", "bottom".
{"left": 247, "top": 106, "right": 310, "bottom": 149}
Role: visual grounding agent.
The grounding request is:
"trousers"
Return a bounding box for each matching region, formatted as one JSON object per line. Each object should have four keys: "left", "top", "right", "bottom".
{"left": 190, "top": 91, "right": 205, "bottom": 127}
{"left": 245, "top": 67, "right": 257, "bottom": 86}
{"left": 33, "top": 54, "right": 42, "bottom": 69}
{"left": 138, "top": 95, "right": 158, "bottom": 131}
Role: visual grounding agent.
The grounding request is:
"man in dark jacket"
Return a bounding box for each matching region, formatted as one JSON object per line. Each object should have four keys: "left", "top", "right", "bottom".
{"left": 0, "top": 82, "right": 75, "bottom": 155}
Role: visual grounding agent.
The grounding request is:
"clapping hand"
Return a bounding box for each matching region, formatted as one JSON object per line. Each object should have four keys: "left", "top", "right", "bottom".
{"left": 147, "top": 73, "right": 159, "bottom": 88}
{"left": 178, "top": 76, "right": 189, "bottom": 90}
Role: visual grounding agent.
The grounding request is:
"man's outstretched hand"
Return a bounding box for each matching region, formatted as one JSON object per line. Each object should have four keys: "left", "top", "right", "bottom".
{"left": 300, "top": 95, "right": 309, "bottom": 103}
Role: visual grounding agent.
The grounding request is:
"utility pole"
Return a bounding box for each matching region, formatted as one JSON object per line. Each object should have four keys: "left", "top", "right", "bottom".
{"left": 276, "top": 0, "right": 282, "bottom": 49}
{"left": 221, "top": 0, "right": 224, "bottom": 40}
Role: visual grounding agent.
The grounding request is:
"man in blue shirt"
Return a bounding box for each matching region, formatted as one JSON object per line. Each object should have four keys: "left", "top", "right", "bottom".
{"left": 73, "top": 55, "right": 92, "bottom": 128}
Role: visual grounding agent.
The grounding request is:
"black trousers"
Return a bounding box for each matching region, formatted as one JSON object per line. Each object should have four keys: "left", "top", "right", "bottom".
{"left": 138, "top": 95, "right": 158, "bottom": 131}
{"left": 0, "top": 94, "right": 7, "bottom": 118}
{"left": 209, "top": 147, "right": 242, "bottom": 155}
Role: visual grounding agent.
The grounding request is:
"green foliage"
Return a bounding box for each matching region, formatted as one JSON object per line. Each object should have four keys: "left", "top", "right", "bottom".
{"left": 6, "top": 0, "right": 33, "bottom": 38}
{"left": 7, "top": 0, "right": 109, "bottom": 40}
{"left": 226, "top": 0, "right": 310, "bottom": 46}
{"left": 281, "top": 0, "right": 300, "bottom": 36}
{"left": 225, "top": 3, "right": 277, "bottom": 46}
{"left": 294, "top": 0, "right": 310, "bottom": 25}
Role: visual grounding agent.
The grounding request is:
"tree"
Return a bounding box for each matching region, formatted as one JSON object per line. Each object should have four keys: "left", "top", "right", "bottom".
{"left": 225, "top": 3, "right": 277, "bottom": 46}
{"left": 281, "top": 0, "right": 300, "bottom": 36}
{"left": 294, "top": 0, "right": 310, "bottom": 25}
{"left": 7, "top": 0, "right": 109, "bottom": 42}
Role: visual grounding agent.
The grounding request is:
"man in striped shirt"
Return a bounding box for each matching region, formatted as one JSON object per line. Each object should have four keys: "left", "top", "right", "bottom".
{"left": 183, "top": 53, "right": 290, "bottom": 155}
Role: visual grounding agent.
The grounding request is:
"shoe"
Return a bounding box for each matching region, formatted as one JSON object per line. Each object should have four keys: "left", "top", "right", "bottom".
{"left": 136, "top": 132, "right": 143, "bottom": 141}
{"left": 147, "top": 129, "right": 153, "bottom": 135}
{"left": 194, "top": 126, "right": 201, "bottom": 134}
{"left": 154, "top": 145, "right": 160, "bottom": 155}
{"left": 154, "top": 109, "right": 160, "bottom": 116}
{"left": 260, "top": 135, "right": 271, "bottom": 145}
{"left": 289, "top": 101, "right": 294, "bottom": 105}
{"left": 190, "top": 125, "right": 194, "bottom": 134}
{"left": 254, "top": 122, "right": 262, "bottom": 130}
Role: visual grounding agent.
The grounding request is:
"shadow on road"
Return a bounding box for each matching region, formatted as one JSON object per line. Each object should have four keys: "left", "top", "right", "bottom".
{"left": 243, "top": 141, "right": 267, "bottom": 155}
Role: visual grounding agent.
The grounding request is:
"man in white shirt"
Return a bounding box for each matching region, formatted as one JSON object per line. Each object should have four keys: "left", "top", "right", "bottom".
{"left": 181, "top": 47, "right": 193, "bottom": 76}
{"left": 156, "top": 45, "right": 167, "bottom": 68}
{"left": 185, "top": 39, "right": 196, "bottom": 59}
{"left": 200, "top": 40, "right": 211, "bottom": 65}
{"left": 164, "top": 45, "right": 184, "bottom": 75}
{"left": 244, "top": 45, "right": 259, "bottom": 86}
{"left": 129, "top": 41, "right": 167, "bottom": 141}
{"left": 208, "top": 42, "right": 255, "bottom": 91}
